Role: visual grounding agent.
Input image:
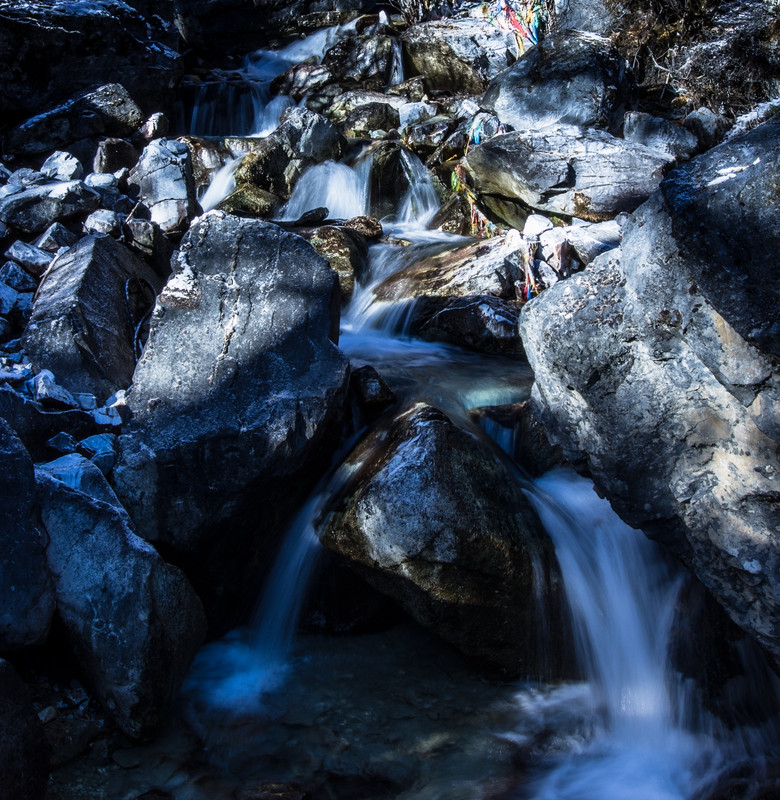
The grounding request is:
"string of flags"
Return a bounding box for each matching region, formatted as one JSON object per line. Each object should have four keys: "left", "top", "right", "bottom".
{"left": 481, "top": 0, "right": 549, "bottom": 52}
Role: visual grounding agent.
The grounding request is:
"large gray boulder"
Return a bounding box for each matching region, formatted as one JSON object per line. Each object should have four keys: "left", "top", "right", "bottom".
{"left": 319, "top": 402, "right": 567, "bottom": 678}
{"left": 464, "top": 124, "right": 672, "bottom": 224}
{"left": 481, "top": 30, "right": 631, "bottom": 134}
{"left": 0, "top": 659, "right": 50, "bottom": 800}
{"left": 35, "top": 467, "right": 207, "bottom": 741}
{"left": 128, "top": 139, "right": 199, "bottom": 234}
{"left": 402, "top": 19, "right": 519, "bottom": 94}
{"left": 23, "top": 236, "right": 162, "bottom": 401}
{"left": 113, "top": 212, "right": 350, "bottom": 623}
{"left": 519, "top": 116, "right": 780, "bottom": 669}
{"left": 0, "top": 420, "right": 55, "bottom": 651}
{"left": 234, "top": 109, "right": 346, "bottom": 201}
{"left": 4, "top": 84, "right": 145, "bottom": 157}
{"left": 0, "top": 3, "right": 181, "bottom": 123}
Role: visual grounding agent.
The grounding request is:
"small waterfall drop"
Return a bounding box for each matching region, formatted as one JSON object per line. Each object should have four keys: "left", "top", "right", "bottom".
{"left": 199, "top": 156, "right": 242, "bottom": 212}
{"left": 278, "top": 154, "right": 373, "bottom": 222}
{"left": 398, "top": 149, "right": 440, "bottom": 227}
{"left": 525, "top": 470, "right": 716, "bottom": 800}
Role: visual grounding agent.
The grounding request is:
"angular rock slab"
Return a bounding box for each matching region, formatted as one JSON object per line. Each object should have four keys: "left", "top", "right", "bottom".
{"left": 35, "top": 469, "right": 207, "bottom": 741}
{"left": 402, "top": 18, "right": 518, "bottom": 94}
{"left": 128, "top": 138, "right": 199, "bottom": 234}
{"left": 0, "top": 181, "right": 100, "bottom": 236}
{"left": 0, "top": 419, "right": 55, "bottom": 651}
{"left": 481, "top": 30, "right": 631, "bottom": 134}
{"left": 113, "top": 213, "right": 349, "bottom": 614}
{"left": 23, "top": 236, "right": 162, "bottom": 400}
{"left": 319, "top": 403, "right": 567, "bottom": 678}
{"left": 464, "top": 124, "right": 672, "bottom": 223}
{"left": 519, "top": 184, "right": 780, "bottom": 668}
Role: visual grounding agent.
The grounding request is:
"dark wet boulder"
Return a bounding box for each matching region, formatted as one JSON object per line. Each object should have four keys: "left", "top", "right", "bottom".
{"left": 518, "top": 116, "right": 780, "bottom": 671}
{"left": 0, "top": 181, "right": 100, "bottom": 236}
{"left": 403, "top": 19, "right": 518, "bottom": 94}
{"left": 234, "top": 109, "right": 346, "bottom": 201}
{"left": 0, "top": 420, "right": 55, "bottom": 651}
{"left": 35, "top": 466, "right": 206, "bottom": 741}
{"left": 0, "top": 3, "right": 181, "bottom": 124}
{"left": 128, "top": 139, "right": 199, "bottom": 234}
{"left": 319, "top": 402, "right": 566, "bottom": 678}
{"left": 23, "top": 235, "right": 162, "bottom": 401}
{"left": 113, "top": 212, "right": 350, "bottom": 626}
{"left": 623, "top": 112, "right": 699, "bottom": 160}
{"left": 420, "top": 294, "right": 524, "bottom": 358}
{"left": 0, "top": 659, "right": 50, "bottom": 800}
{"left": 4, "top": 84, "right": 145, "bottom": 157}
{"left": 481, "top": 30, "right": 632, "bottom": 135}
{"left": 464, "top": 124, "right": 672, "bottom": 224}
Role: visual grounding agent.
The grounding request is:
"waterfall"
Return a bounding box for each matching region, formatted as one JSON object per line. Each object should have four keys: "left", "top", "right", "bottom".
{"left": 198, "top": 157, "right": 242, "bottom": 212}
{"left": 277, "top": 155, "right": 373, "bottom": 222}
{"left": 398, "top": 149, "right": 440, "bottom": 227}
{"left": 525, "top": 470, "right": 717, "bottom": 799}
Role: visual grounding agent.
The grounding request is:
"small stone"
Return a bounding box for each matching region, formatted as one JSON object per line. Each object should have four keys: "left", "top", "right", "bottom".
{"left": 0, "top": 358, "right": 33, "bottom": 384}
{"left": 83, "top": 210, "right": 123, "bottom": 237}
{"left": 0, "top": 262, "right": 38, "bottom": 293}
{"left": 47, "top": 432, "right": 77, "bottom": 455}
{"left": 35, "top": 222, "right": 79, "bottom": 253}
{"left": 84, "top": 173, "right": 120, "bottom": 207}
{"left": 136, "top": 113, "right": 170, "bottom": 143}
{"left": 4, "top": 240, "right": 53, "bottom": 278}
{"left": 26, "top": 369, "right": 79, "bottom": 409}
{"left": 8, "top": 168, "right": 45, "bottom": 187}
{"left": 92, "top": 405, "right": 123, "bottom": 426}
{"left": 74, "top": 393, "right": 98, "bottom": 411}
{"left": 158, "top": 266, "right": 201, "bottom": 309}
{"left": 93, "top": 138, "right": 139, "bottom": 174}
{"left": 76, "top": 433, "right": 118, "bottom": 475}
{"left": 523, "top": 214, "right": 554, "bottom": 238}
{"left": 37, "top": 705, "right": 58, "bottom": 725}
{"left": 40, "top": 152, "right": 84, "bottom": 182}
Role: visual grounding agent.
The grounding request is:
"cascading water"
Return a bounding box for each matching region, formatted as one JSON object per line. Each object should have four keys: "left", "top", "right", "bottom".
{"left": 170, "top": 28, "right": 780, "bottom": 800}
{"left": 278, "top": 153, "right": 374, "bottom": 222}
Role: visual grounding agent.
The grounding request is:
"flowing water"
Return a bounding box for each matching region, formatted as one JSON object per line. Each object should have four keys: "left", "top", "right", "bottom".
{"left": 60, "top": 29, "right": 780, "bottom": 800}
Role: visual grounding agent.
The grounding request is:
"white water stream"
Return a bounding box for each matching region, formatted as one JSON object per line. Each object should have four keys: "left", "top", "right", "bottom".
{"left": 172, "top": 33, "right": 780, "bottom": 800}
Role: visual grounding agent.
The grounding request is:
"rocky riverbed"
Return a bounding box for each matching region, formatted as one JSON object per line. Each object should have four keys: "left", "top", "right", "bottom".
{"left": 1, "top": 0, "right": 779, "bottom": 798}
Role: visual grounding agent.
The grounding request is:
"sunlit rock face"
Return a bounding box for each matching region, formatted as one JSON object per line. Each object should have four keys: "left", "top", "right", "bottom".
{"left": 481, "top": 30, "right": 632, "bottom": 135}
{"left": 519, "top": 115, "right": 780, "bottom": 670}
{"left": 113, "top": 212, "right": 349, "bottom": 627}
{"left": 319, "top": 402, "right": 569, "bottom": 679}
{"left": 402, "top": 18, "right": 518, "bottom": 94}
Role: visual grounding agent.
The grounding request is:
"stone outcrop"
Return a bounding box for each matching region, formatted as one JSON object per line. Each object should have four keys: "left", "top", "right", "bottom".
{"left": 23, "top": 235, "right": 162, "bottom": 401}
{"left": 4, "top": 84, "right": 145, "bottom": 157}
{"left": 464, "top": 124, "right": 672, "bottom": 224}
{"left": 36, "top": 467, "right": 207, "bottom": 740}
{"left": 403, "top": 19, "right": 518, "bottom": 94}
{"left": 113, "top": 212, "right": 350, "bottom": 624}
{"left": 319, "top": 402, "right": 567, "bottom": 678}
{"left": 128, "top": 138, "right": 199, "bottom": 234}
{"left": 519, "top": 116, "right": 780, "bottom": 669}
{"left": 481, "top": 30, "right": 632, "bottom": 135}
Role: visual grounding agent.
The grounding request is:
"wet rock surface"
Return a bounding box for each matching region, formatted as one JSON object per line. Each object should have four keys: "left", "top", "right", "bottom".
{"left": 519, "top": 119, "right": 780, "bottom": 669}
{"left": 319, "top": 403, "right": 567, "bottom": 678}
{"left": 113, "top": 212, "right": 350, "bottom": 624}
